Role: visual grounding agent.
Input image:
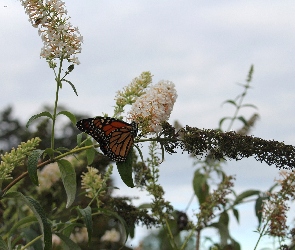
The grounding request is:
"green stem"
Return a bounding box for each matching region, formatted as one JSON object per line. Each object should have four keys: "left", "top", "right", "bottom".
{"left": 164, "top": 218, "right": 178, "bottom": 250}
{"left": 180, "top": 226, "right": 195, "bottom": 250}
{"left": 253, "top": 222, "right": 268, "bottom": 250}
{"left": 51, "top": 58, "right": 64, "bottom": 151}
{"left": 226, "top": 83, "right": 250, "bottom": 131}
{"left": 21, "top": 235, "right": 43, "bottom": 250}
{"left": 226, "top": 65, "right": 253, "bottom": 131}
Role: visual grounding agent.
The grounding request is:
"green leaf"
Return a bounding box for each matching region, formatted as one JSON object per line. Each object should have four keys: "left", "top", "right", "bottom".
{"left": 57, "top": 159, "right": 76, "bottom": 208}
{"left": 62, "top": 79, "right": 78, "bottom": 96}
{"left": 268, "top": 183, "right": 278, "bottom": 193}
{"left": 77, "top": 206, "right": 93, "bottom": 243}
{"left": 55, "top": 233, "right": 81, "bottom": 250}
{"left": 57, "top": 111, "right": 77, "bottom": 125}
{"left": 77, "top": 133, "right": 83, "bottom": 146}
{"left": 26, "top": 111, "right": 53, "bottom": 128}
{"left": 134, "top": 144, "right": 144, "bottom": 163}
{"left": 100, "top": 208, "right": 129, "bottom": 243}
{"left": 192, "top": 170, "right": 209, "bottom": 204}
{"left": 3, "top": 192, "right": 52, "bottom": 250}
{"left": 255, "top": 196, "right": 265, "bottom": 226}
{"left": 230, "top": 239, "right": 241, "bottom": 250}
{"left": 61, "top": 222, "right": 81, "bottom": 238}
{"left": 219, "top": 117, "right": 231, "bottom": 129}
{"left": 219, "top": 211, "right": 229, "bottom": 226}
{"left": 138, "top": 203, "right": 153, "bottom": 209}
{"left": 232, "top": 208, "right": 239, "bottom": 224}
{"left": 237, "top": 116, "right": 248, "bottom": 126}
{"left": 0, "top": 236, "right": 8, "bottom": 250}
{"left": 128, "top": 224, "right": 135, "bottom": 238}
{"left": 221, "top": 99, "right": 237, "bottom": 107}
{"left": 44, "top": 148, "right": 55, "bottom": 159}
{"left": 85, "top": 139, "right": 95, "bottom": 165}
{"left": 208, "top": 221, "right": 229, "bottom": 246}
{"left": 27, "top": 149, "right": 44, "bottom": 186}
{"left": 240, "top": 103, "right": 258, "bottom": 109}
{"left": 234, "top": 189, "right": 260, "bottom": 205}
{"left": 219, "top": 212, "right": 230, "bottom": 245}
{"left": 9, "top": 215, "right": 38, "bottom": 237}
{"left": 116, "top": 149, "right": 134, "bottom": 188}
{"left": 55, "top": 147, "right": 70, "bottom": 153}
{"left": 86, "top": 148, "right": 96, "bottom": 165}
{"left": 160, "top": 142, "right": 165, "bottom": 162}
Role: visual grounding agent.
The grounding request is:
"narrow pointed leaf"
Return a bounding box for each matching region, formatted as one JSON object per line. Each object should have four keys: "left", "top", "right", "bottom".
{"left": 57, "top": 159, "right": 76, "bottom": 208}
{"left": 26, "top": 111, "right": 53, "bottom": 128}
{"left": 57, "top": 111, "right": 77, "bottom": 125}
{"left": 160, "top": 142, "right": 165, "bottom": 163}
{"left": 55, "top": 233, "right": 81, "bottom": 250}
{"left": 86, "top": 148, "right": 96, "bottom": 165}
{"left": 221, "top": 99, "right": 237, "bottom": 107}
{"left": 9, "top": 215, "right": 38, "bottom": 236}
{"left": 192, "top": 170, "right": 209, "bottom": 204}
{"left": 237, "top": 116, "right": 248, "bottom": 126}
{"left": 208, "top": 222, "right": 229, "bottom": 246}
{"left": 78, "top": 206, "right": 93, "bottom": 243}
{"left": 219, "top": 211, "right": 229, "bottom": 226}
{"left": 44, "top": 148, "right": 55, "bottom": 159}
{"left": 76, "top": 133, "right": 85, "bottom": 146}
{"left": 219, "top": 117, "right": 231, "bottom": 129}
{"left": 255, "top": 196, "right": 265, "bottom": 226}
{"left": 230, "top": 239, "right": 241, "bottom": 250}
{"left": 27, "top": 149, "right": 44, "bottom": 186}
{"left": 134, "top": 144, "right": 144, "bottom": 162}
{"left": 234, "top": 190, "right": 260, "bottom": 205}
{"left": 0, "top": 236, "right": 8, "bottom": 250}
{"left": 85, "top": 139, "right": 95, "bottom": 165}
{"left": 62, "top": 79, "right": 78, "bottom": 96}
{"left": 240, "top": 103, "right": 258, "bottom": 109}
{"left": 116, "top": 149, "right": 134, "bottom": 188}
{"left": 100, "top": 208, "right": 129, "bottom": 243}
{"left": 218, "top": 212, "right": 230, "bottom": 245}
{"left": 3, "top": 192, "right": 52, "bottom": 250}
{"left": 232, "top": 208, "right": 239, "bottom": 223}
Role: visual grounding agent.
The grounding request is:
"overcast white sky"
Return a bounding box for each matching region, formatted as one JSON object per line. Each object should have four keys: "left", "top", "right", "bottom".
{"left": 1, "top": 1, "right": 295, "bottom": 249}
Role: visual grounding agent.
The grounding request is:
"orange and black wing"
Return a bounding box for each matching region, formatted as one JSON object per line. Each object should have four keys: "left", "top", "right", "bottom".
{"left": 76, "top": 117, "right": 137, "bottom": 162}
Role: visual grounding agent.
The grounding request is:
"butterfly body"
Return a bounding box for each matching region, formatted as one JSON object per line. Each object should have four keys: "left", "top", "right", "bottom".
{"left": 76, "top": 117, "right": 137, "bottom": 162}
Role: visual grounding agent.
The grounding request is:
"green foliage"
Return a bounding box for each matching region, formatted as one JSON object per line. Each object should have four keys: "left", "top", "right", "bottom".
{"left": 77, "top": 206, "right": 93, "bottom": 243}
{"left": 3, "top": 192, "right": 52, "bottom": 250}
{"left": 193, "top": 170, "right": 209, "bottom": 204}
{"left": 116, "top": 149, "right": 136, "bottom": 188}
{"left": 27, "top": 149, "right": 44, "bottom": 186}
{"left": 57, "top": 159, "right": 77, "bottom": 208}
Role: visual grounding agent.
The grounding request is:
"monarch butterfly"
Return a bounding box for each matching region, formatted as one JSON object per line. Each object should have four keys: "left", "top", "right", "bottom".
{"left": 76, "top": 116, "right": 138, "bottom": 162}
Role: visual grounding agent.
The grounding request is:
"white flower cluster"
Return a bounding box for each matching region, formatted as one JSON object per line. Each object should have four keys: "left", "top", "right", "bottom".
{"left": 70, "top": 227, "right": 89, "bottom": 243}
{"left": 100, "top": 228, "right": 120, "bottom": 242}
{"left": 128, "top": 80, "right": 177, "bottom": 134}
{"left": 20, "top": 0, "right": 83, "bottom": 64}
{"left": 37, "top": 161, "right": 61, "bottom": 192}
{"left": 114, "top": 71, "right": 152, "bottom": 117}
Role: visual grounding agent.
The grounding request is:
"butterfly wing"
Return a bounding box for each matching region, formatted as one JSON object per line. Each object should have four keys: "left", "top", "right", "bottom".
{"left": 103, "top": 125, "right": 136, "bottom": 161}
{"left": 76, "top": 117, "right": 137, "bottom": 162}
{"left": 76, "top": 118, "right": 105, "bottom": 145}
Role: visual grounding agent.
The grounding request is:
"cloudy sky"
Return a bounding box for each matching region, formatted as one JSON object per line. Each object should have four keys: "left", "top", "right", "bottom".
{"left": 1, "top": 1, "right": 295, "bottom": 248}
